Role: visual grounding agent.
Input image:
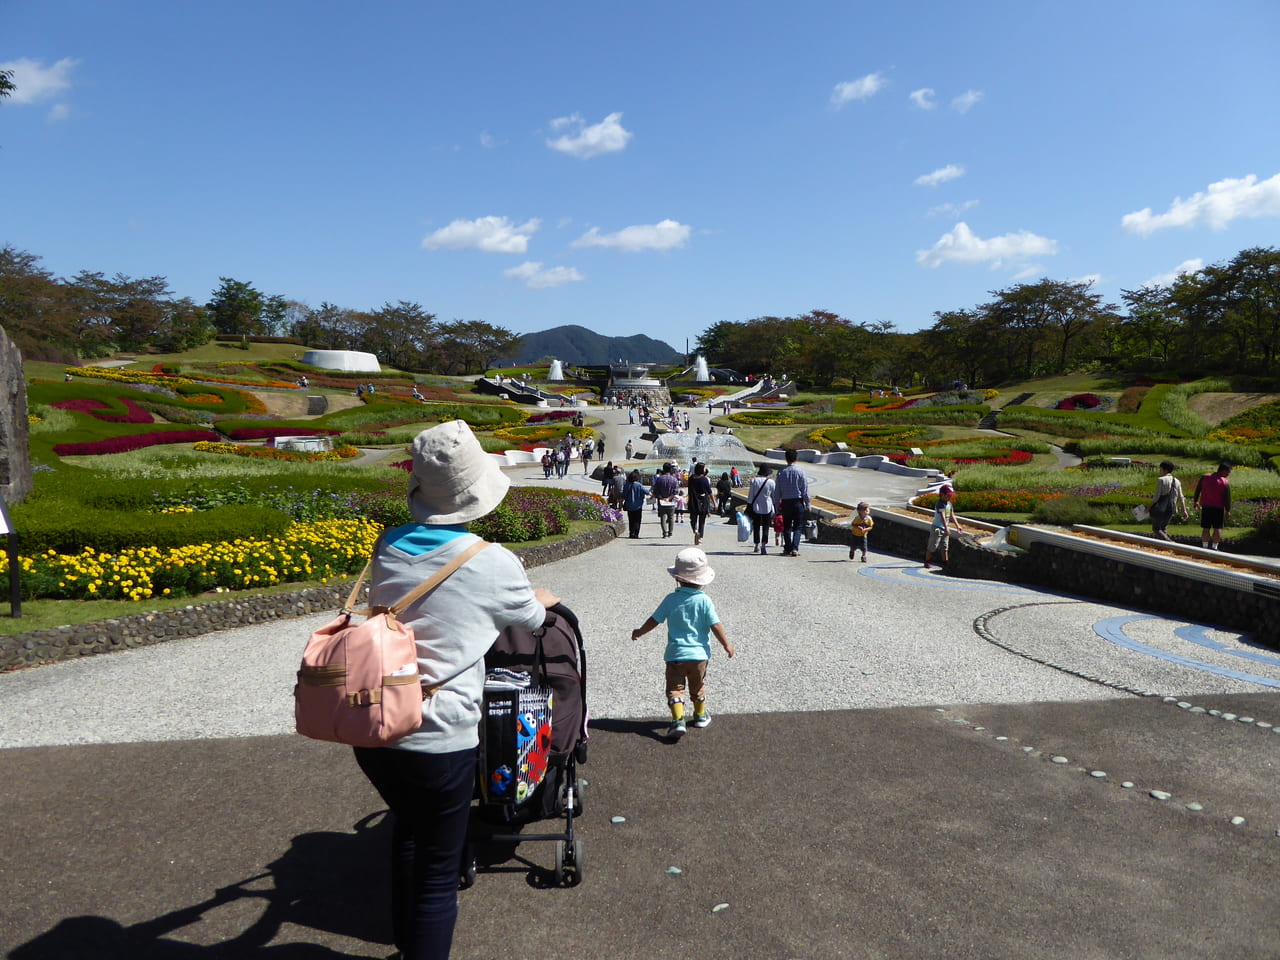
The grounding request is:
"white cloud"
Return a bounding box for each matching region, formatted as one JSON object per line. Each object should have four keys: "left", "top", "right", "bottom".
{"left": 916, "top": 222, "right": 1057, "bottom": 269}
{"left": 0, "top": 57, "right": 78, "bottom": 104}
{"left": 909, "top": 88, "right": 936, "bottom": 110}
{"left": 928, "top": 200, "right": 980, "bottom": 218}
{"left": 831, "top": 72, "right": 886, "bottom": 107}
{"left": 546, "top": 112, "right": 633, "bottom": 159}
{"left": 572, "top": 219, "right": 692, "bottom": 253}
{"left": 504, "top": 262, "right": 585, "bottom": 289}
{"left": 1072, "top": 273, "right": 1103, "bottom": 288}
{"left": 1143, "top": 258, "right": 1204, "bottom": 288}
{"left": 951, "top": 89, "right": 983, "bottom": 113}
{"left": 46, "top": 103, "right": 71, "bottom": 123}
{"left": 479, "top": 131, "right": 496, "bottom": 149}
{"left": 421, "top": 216, "right": 541, "bottom": 254}
{"left": 1121, "top": 173, "right": 1280, "bottom": 235}
{"left": 914, "top": 164, "right": 965, "bottom": 187}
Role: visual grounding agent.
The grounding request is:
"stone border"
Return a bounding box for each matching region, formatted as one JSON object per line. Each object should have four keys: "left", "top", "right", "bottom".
{"left": 0, "top": 519, "right": 626, "bottom": 671}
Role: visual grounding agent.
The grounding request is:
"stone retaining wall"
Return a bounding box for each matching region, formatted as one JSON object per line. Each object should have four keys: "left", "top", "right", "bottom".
{"left": 0, "top": 520, "right": 625, "bottom": 671}
{"left": 814, "top": 509, "right": 1280, "bottom": 641}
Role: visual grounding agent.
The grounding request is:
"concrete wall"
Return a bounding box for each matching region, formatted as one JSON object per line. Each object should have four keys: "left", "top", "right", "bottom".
{"left": 813, "top": 509, "right": 1280, "bottom": 641}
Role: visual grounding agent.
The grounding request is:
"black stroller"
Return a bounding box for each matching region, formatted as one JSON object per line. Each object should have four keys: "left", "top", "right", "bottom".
{"left": 464, "top": 603, "right": 588, "bottom": 887}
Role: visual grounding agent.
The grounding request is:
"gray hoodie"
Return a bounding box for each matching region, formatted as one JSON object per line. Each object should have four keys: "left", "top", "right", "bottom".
{"left": 369, "top": 532, "right": 546, "bottom": 753}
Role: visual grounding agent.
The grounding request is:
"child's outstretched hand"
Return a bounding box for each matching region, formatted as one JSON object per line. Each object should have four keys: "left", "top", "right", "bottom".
{"left": 723, "top": 641, "right": 736, "bottom": 658}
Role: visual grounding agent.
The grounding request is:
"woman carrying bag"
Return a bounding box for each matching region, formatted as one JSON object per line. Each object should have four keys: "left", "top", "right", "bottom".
{"left": 355, "top": 420, "right": 560, "bottom": 960}
{"left": 746, "top": 466, "right": 776, "bottom": 555}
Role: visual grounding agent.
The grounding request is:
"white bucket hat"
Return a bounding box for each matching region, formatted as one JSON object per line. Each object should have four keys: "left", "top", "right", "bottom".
{"left": 667, "top": 547, "right": 715, "bottom": 586}
{"left": 407, "top": 420, "right": 509, "bottom": 525}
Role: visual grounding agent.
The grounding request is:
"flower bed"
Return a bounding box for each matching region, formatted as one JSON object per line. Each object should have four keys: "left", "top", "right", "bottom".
{"left": 224, "top": 427, "right": 342, "bottom": 441}
{"left": 53, "top": 430, "right": 220, "bottom": 456}
{"left": 193, "top": 441, "right": 360, "bottom": 462}
{"left": 0, "top": 518, "right": 381, "bottom": 601}
{"left": 51, "top": 398, "right": 154, "bottom": 424}
{"left": 730, "top": 411, "right": 795, "bottom": 426}
{"left": 1056, "top": 393, "right": 1103, "bottom": 410}
{"left": 917, "top": 489, "right": 1066, "bottom": 512}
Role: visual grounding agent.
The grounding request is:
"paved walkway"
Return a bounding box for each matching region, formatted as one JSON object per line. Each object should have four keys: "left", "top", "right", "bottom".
{"left": 4, "top": 409, "right": 1280, "bottom": 958}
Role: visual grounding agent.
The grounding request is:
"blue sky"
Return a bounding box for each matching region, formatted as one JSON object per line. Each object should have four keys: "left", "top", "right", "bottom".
{"left": 4, "top": 0, "right": 1279, "bottom": 353}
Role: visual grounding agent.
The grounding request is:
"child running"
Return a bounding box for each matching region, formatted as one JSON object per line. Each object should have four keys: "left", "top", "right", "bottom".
{"left": 849, "top": 501, "right": 874, "bottom": 561}
{"left": 630, "top": 548, "right": 735, "bottom": 740}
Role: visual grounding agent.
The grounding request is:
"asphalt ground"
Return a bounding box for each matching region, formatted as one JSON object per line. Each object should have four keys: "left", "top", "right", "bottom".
{"left": 4, "top": 404, "right": 1280, "bottom": 959}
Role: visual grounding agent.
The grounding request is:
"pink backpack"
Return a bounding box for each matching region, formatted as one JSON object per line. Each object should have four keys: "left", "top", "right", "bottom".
{"left": 295, "top": 540, "right": 489, "bottom": 747}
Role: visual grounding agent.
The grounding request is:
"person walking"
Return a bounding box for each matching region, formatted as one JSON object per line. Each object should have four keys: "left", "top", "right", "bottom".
{"left": 775, "top": 448, "right": 810, "bottom": 557}
{"left": 354, "top": 420, "right": 560, "bottom": 960}
{"left": 625, "top": 439, "right": 634, "bottom": 460}
{"left": 651, "top": 462, "right": 681, "bottom": 538}
{"left": 609, "top": 465, "right": 626, "bottom": 509}
{"left": 687, "top": 463, "right": 713, "bottom": 545}
{"left": 746, "top": 465, "right": 776, "bottom": 554}
{"left": 924, "top": 485, "right": 964, "bottom": 569}
{"left": 1193, "top": 462, "right": 1233, "bottom": 550}
{"left": 581, "top": 439, "right": 593, "bottom": 475}
{"left": 630, "top": 547, "right": 735, "bottom": 740}
{"left": 1149, "top": 461, "right": 1189, "bottom": 542}
{"left": 849, "top": 501, "right": 874, "bottom": 561}
{"left": 716, "top": 472, "right": 733, "bottom": 517}
{"left": 622, "top": 469, "right": 649, "bottom": 538}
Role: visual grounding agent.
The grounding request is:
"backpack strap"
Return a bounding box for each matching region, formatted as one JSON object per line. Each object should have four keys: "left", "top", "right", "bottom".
{"left": 341, "top": 539, "right": 491, "bottom": 617}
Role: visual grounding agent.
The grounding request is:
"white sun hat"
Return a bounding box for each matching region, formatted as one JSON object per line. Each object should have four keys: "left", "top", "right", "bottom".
{"left": 407, "top": 420, "right": 509, "bottom": 525}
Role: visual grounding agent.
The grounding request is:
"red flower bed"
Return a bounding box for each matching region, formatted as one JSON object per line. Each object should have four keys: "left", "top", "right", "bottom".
{"left": 1056, "top": 393, "right": 1102, "bottom": 411}
{"left": 53, "top": 430, "right": 220, "bottom": 456}
{"left": 224, "top": 427, "right": 342, "bottom": 441}
{"left": 51, "top": 398, "right": 154, "bottom": 423}
{"left": 949, "top": 449, "right": 1033, "bottom": 466}
{"left": 527, "top": 411, "right": 578, "bottom": 423}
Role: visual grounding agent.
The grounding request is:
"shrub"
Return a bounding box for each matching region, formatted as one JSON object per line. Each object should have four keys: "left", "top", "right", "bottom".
{"left": 13, "top": 504, "right": 292, "bottom": 554}
{"left": 1029, "top": 496, "right": 1115, "bottom": 526}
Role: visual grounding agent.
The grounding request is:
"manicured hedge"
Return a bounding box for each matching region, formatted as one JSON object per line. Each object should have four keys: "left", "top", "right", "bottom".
{"left": 12, "top": 504, "right": 292, "bottom": 554}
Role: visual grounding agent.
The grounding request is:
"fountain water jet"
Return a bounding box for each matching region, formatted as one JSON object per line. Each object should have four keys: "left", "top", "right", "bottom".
{"left": 548, "top": 359, "right": 564, "bottom": 381}
{"left": 651, "top": 431, "right": 755, "bottom": 474}
{"left": 694, "top": 354, "right": 710, "bottom": 381}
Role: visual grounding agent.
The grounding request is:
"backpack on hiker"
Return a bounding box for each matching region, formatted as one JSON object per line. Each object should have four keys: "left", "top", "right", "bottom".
{"left": 294, "top": 541, "right": 489, "bottom": 748}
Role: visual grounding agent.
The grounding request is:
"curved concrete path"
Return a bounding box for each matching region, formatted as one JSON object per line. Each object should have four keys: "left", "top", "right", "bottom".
{"left": 3, "top": 408, "right": 1279, "bottom": 959}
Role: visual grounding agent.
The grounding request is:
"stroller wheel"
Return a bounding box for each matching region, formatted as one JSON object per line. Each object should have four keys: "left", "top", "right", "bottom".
{"left": 460, "top": 846, "right": 477, "bottom": 889}
{"left": 567, "top": 839, "right": 584, "bottom": 886}
{"left": 552, "top": 840, "right": 566, "bottom": 886}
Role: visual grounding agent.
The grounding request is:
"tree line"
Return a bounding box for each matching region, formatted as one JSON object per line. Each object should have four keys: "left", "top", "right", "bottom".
{"left": 2, "top": 241, "right": 1275, "bottom": 386}
{"left": 0, "top": 247, "right": 520, "bottom": 375}
{"left": 696, "top": 247, "right": 1279, "bottom": 388}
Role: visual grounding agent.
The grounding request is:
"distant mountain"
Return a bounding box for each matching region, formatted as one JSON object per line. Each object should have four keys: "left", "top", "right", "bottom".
{"left": 510, "top": 325, "right": 683, "bottom": 366}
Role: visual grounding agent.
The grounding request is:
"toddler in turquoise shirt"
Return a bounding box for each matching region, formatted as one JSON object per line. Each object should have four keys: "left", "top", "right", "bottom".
{"left": 631, "top": 548, "right": 735, "bottom": 740}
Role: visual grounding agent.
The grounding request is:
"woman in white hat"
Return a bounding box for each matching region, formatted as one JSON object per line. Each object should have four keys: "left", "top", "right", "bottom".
{"left": 354, "top": 419, "right": 560, "bottom": 960}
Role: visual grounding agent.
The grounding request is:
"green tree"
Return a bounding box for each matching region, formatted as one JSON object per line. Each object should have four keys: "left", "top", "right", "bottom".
{"left": 207, "top": 277, "right": 266, "bottom": 335}
{"left": 438, "top": 319, "right": 522, "bottom": 375}
{"left": 155, "top": 298, "right": 214, "bottom": 352}
{"left": 0, "top": 246, "right": 77, "bottom": 362}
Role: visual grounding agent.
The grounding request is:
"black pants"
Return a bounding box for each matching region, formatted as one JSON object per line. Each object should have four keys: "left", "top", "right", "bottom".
{"left": 354, "top": 746, "right": 475, "bottom": 960}
{"left": 751, "top": 511, "right": 772, "bottom": 546}
{"left": 689, "top": 506, "right": 708, "bottom": 538}
{"left": 627, "top": 508, "right": 643, "bottom": 538}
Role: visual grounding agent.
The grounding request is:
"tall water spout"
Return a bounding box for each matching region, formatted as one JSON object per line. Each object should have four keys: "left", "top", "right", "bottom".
{"left": 694, "top": 354, "right": 710, "bottom": 381}
{"left": 548, "top": 359, "right": 564, "bottom": 381}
